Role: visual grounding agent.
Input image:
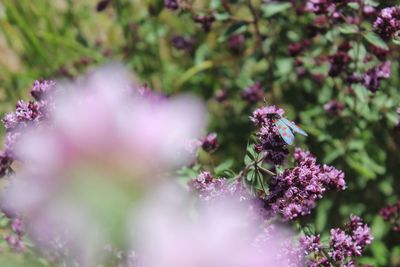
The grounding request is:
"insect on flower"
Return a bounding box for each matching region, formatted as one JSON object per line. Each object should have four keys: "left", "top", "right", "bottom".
{"left": 268, "top": 113, "right": 308, "bottom": 145}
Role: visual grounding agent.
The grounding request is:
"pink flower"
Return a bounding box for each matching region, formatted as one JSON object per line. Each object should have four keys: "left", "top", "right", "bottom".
{"left": 2, "top": 64, "right": 207, "bottom": 265}
{"left": 134, "top": 185, "right": 303, "bottom": 267}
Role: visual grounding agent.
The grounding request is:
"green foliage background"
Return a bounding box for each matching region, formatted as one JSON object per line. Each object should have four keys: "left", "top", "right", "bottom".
{"left": 0, "top": 0, "right": 400, "bottom": 266}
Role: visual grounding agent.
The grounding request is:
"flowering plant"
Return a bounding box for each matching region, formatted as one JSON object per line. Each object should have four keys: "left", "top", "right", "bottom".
{"left": 0, "top": 0, "right": 400, "bottom": 266}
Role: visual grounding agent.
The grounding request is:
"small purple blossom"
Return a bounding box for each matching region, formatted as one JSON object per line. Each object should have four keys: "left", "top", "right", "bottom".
{"left": 96, "top": 0, "right": 111, "bottom": 12}
{"left": 164, "top": 0, "right": 179, "bottom": 10}
{"left": 194, "top": 15, "right": 215, "bottom": 32}
{"left": 170, "top": 35, "right": 195, "bottom": 51}
{"left": 190, "top": 171, "right": 241, "bottom": 201}
{"left": 374, "top": 6, "right": 400, "bottom": 39}
{"left": 329, "top": 228, "right": 353, "bottom": 261}
{"left": 363, "top": 61, "right": 391, "bottom": 92}
{"left": 227, "top": 34, "right": 245, "bottom": 54}
{"left": 250, "top": 105, "right": 289, "bottom": 165}
{"left": 300, "top": 235, "right": 322, "bottom": 254}
{"left": 305, "top": 0, "right": 334, "bottom": 15}
{"left": 31, "top": 80, "right": 56, "bottom": 100}
{"left": 2, "top": 100, "right": 43, "bottom": 132}
{"left": 328, "top": 51, "right": 351, "bottom": 77}
{"left": 0, "top": 151, "right": 13, "bottom": 177}
{"left": 288, "top": 41, "right": 310, "bottom": 57}
{"left": 4, "top": 234, "right": 25, "bottom": 252}
{"left": 214, "top": 89, "right": 228, "bottom": 102}
{"left": 241, "top": 82, "right": 264, "bottom": 104}
{"left": 1, "top": 215, "right": 26, "bottom": 253}
{"left": 250, "top": 105, "right": 285, "bottom": 127}
{"left": 324, "top": 100, "right": 345, "bottom": 116}
{"left": 200, "top": 133, "right": 219, "bottom": 153}
{"left": 288, "top": 42, "right": 304, "bottom": 57}
{"left": 369, "top": 45, "right": 390, "bottom": 61}
{"left": 11, "top": 218, "right": 25, "bottom": 236}
{"left": 380, "top": 201, "right": 400, "bottom": 231}
{"left": 136, "top": 84, "right": 166, "bottom": 101}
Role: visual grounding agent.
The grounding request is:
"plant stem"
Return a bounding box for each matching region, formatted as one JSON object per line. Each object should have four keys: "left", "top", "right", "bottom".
{"left": 246, "top": 0, "right": 265, "bottom": 56}
{"left": 257, "top": 165, "right": 276, "bottom": 176}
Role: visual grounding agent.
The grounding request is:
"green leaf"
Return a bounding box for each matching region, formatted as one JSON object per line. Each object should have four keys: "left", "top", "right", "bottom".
{"left": 323, "top": 147, "right": 345, "bottom": 164}
{"left": 347, "top": 157, "right": 376, "bottom": 179}
{"left": 363, "top": 32, "right": 389, "bottom": 50}
{"left": 371, "top": 241, "right": 389, "bottom": 266}
{"left": 371, "top": 216, "right": 389, "bottom": 240}
{"left": 347, "top": 2, "right": 360, "bottom": 9}
{"left": 224, "top": 22, "right": 248, "bottom": 36}
{"left": 364, "top": 0, "right": 379, "bottom": 7}
{"left": 219, "top": 22, "right": 248, "bottom": 42}
{"left": 246, "top": 142, "right": 257, "bottom": 160}
{"left": 175, "top": 60, "right": 213, "bottom": 87}
{"left": 316, "top": 199, "right": 333, "bottom": 232}
{"left": 352, "top": 84, "right": 369, "bottom": 103}
{"left": 393, "top": 38, "right": 400, "bottom": 46}
{"left": 338, "top": 24, "right": 358, "bottom": 34}
{"left": 214, "top": 159, "right": 234, "bottom": 175}
{"left": 261, "top": 3, "right": 291, "bottom": 18}
{"left": 275, "top": 58, "right": 293, "bottom": 76}
{"left": 214, "top": 12, "right": 230, "bottom": 21}
{"left": 246, "top": 169, "right": 256, "bottom": 182}
{"left": 244, "top": 154, "right": 252, "bottom": 165}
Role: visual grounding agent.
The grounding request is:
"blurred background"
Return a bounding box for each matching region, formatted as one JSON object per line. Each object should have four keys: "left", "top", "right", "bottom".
{"left": 1, "top": 0, "right": 400, "bottom": 266}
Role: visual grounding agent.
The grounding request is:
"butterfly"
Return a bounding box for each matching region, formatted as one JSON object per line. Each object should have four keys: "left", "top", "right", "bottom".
{"left": 268, "top": 114, "right": 307, "bottom": 145}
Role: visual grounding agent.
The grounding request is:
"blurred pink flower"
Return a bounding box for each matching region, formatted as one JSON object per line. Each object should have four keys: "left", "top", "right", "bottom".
{"left": 2, "top": 64, "right": 207, "bottom": 265}
{"left": 133, "top": 185, "right": 303, "bottom": 267}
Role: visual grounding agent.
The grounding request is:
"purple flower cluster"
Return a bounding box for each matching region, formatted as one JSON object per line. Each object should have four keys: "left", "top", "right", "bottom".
{"left": 214, "top": 89, "right": 228, "bottom": 102}
{"left": 170, "top": 35, "right": 195, "bottom": 52}
{"left": 0, "top": 211, "right": 25, "bottom": 253}
{"left": 189, "top": 171, "right": 246, "bottom": 201}
{"left": 189, "top": 172, "right": 268, "bottom": 219}
{"left": 0, "top": 80, "right": 55, "bottom": 177}
{"left": 96, "top": 0, "right": 111, "bottom": 12}
{"left": 200, "top": 132, "right": 219, "bottom": 153}
{"left": 3, "top": 100, "right": 42, "bottom": 131}
{"left": 301, "top": 215, "right": 373, "bottom": 266}
{"left": 304, "top": 0, "right": 358, "bottom": 21}
{"left": 31, "top": 80, "right": 56, "bottom": 100}
{"left": 374, "top": 6, "right": 400, "bottom": 39}
{"left": 363, "top": 61, "right": 391, "bottom": 92}
{"left": 369, "top": 45, "right": 390, "bottom": 61}
{"left": 227, "top": 34, "right": 245, "bottom": 54}
{"left": 241, "top": 82, "right": 265, "bottom": 104}
{"left": 4, "top": 218, "right": 25, "bottom": 252}
{"left": 250, "top": 105, "right": 288, "bottom": 165}
{"left": 136, "top": 84, "right": 166, "bottom": 102}
{"left": 305, "top": 0, "right": 335, "bottom": 15}
{"left": 324, "top": 100, "right": 345, "bottom": 116}
{"left": 288, "top": 40, "right": 310, "bottom": 57}
{"left": 194, "top": 15, "right": 215, "bottom": 32}
{"left": 164, "top": 0, "right": 179, "bottom": 10}
{"left": 328, "top": 46, "right": 351, "bottom": 77}
{"left": 380, "top": 201, "right": 400, "bottom": 232}
{"left": 265, "top": 148, "right": 345, "bottom": 220}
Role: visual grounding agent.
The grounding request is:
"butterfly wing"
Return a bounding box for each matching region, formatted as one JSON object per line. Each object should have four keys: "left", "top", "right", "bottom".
{"left": 280, "top": 117, "right": 308, "bottom": 136}
{"left": 275, "top": 119, "right": 295, "bottom": 145}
